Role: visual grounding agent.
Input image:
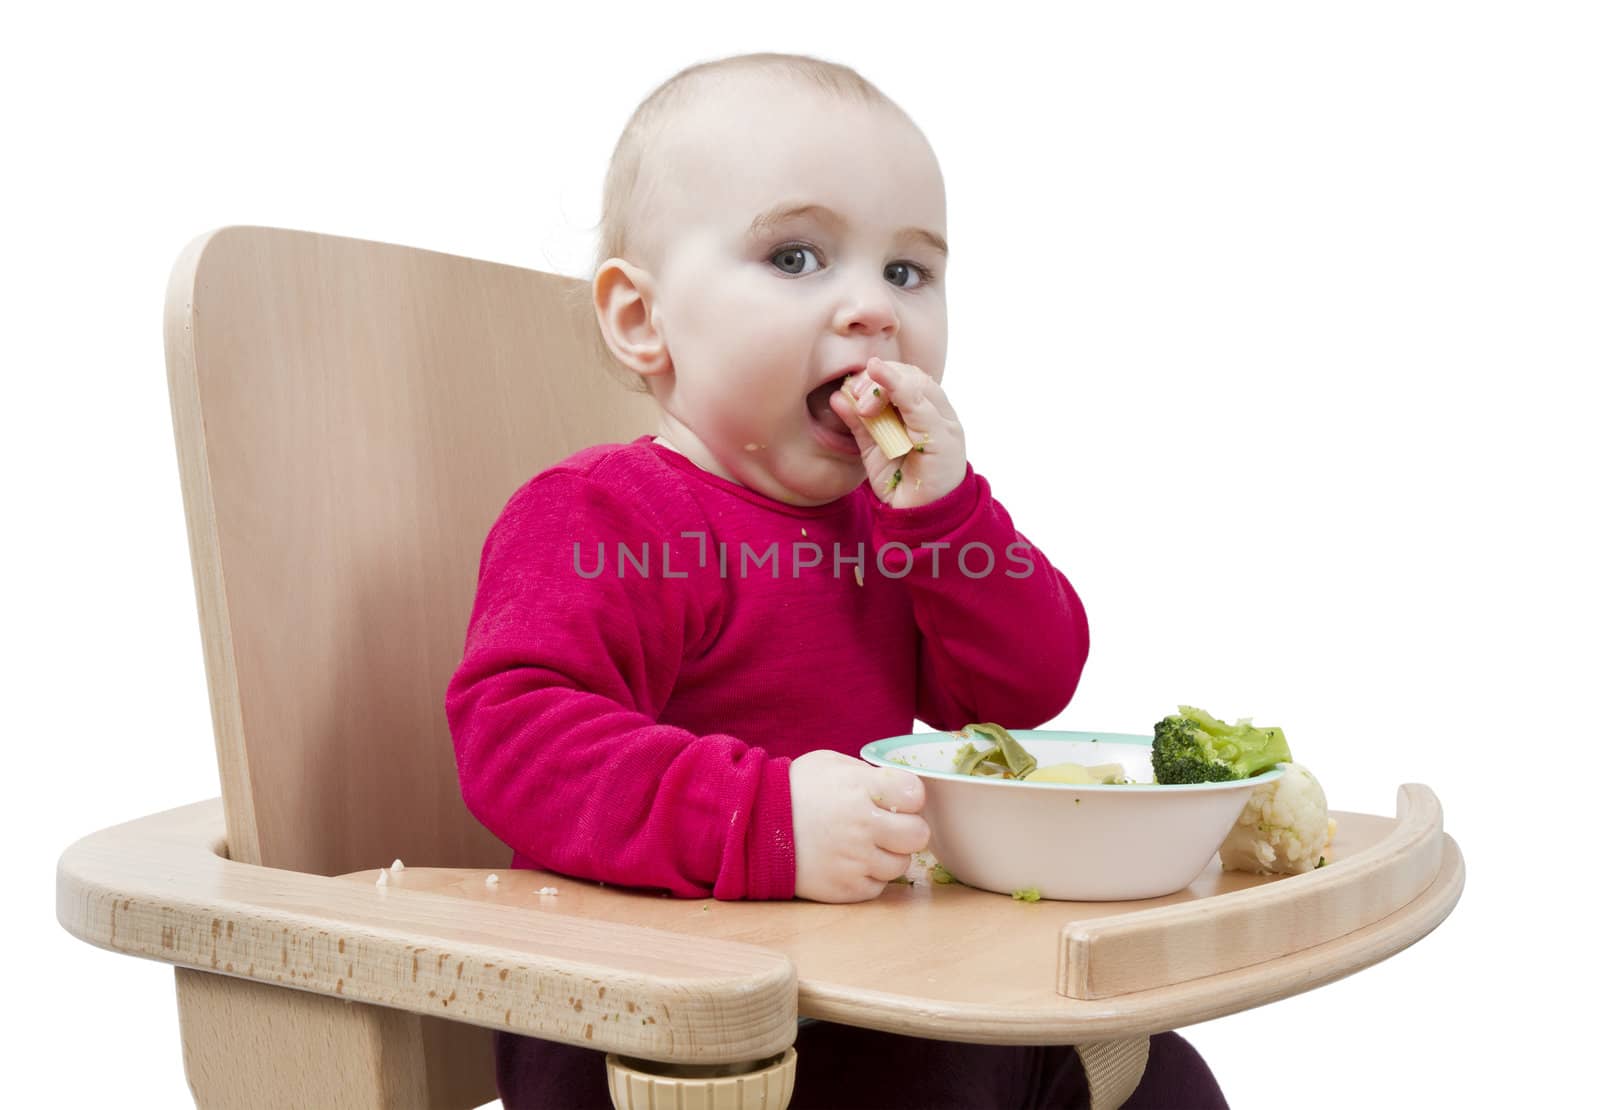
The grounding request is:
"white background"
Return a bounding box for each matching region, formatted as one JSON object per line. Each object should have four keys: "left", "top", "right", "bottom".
{"left": 7, "top": 2, "right": 1595, "bottom": 1106}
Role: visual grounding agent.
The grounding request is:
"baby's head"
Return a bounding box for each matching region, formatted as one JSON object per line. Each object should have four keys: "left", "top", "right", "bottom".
{"left": 592, "top": 53, "right": 948, "bottom": 506}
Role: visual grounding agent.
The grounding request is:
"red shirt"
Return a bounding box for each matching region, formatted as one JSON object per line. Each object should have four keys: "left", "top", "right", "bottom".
{"left": 446, "top": 436, "right": 1089, "bottom": 899}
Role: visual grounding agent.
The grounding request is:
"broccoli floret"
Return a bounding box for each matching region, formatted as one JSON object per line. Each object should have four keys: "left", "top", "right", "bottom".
{"left": 1152, "top": 705, "right": 1292, "bottom": 784}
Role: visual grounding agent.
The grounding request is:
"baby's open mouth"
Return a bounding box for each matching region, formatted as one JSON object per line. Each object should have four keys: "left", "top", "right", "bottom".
{"left": 806, "top": 379, "right": 851, "bottom": 436}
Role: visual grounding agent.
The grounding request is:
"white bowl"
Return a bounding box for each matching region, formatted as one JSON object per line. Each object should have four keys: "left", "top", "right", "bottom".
{"left": 860, "top": 730, "right": 1284, "bottom": 901}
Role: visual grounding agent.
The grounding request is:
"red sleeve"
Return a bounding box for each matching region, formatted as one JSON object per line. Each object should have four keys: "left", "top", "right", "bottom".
{"left": 445, "top": 470, "right": 794, "bottom": 900}
{"left": 870, "top": 466, "right": 1091, "bottom": 730}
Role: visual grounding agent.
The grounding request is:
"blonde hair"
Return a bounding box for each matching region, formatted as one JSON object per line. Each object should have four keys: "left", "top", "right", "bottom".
{"left": 588, "top": 53, "right": 904, "bottom": 392}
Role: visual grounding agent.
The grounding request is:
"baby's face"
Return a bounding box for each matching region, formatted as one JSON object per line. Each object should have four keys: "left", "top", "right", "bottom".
{"left": 640, "top": 79, "right": 948, "bottom": 505}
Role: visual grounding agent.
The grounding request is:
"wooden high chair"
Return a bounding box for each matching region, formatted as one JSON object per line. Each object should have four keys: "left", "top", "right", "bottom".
{"left": 56, "top": 226, "right": 1465, "bottom": 1110}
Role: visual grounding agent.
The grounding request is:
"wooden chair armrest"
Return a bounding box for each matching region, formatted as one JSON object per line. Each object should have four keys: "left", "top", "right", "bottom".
{"left": 1061, "top": 783, "right": 1449, "bottom": 999}
{"left": 56, "top": 798, "right": 796, "bottom": 1065}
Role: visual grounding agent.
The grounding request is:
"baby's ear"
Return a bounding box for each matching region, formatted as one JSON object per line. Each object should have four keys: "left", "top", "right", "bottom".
{"left": 593, "top": 259, "right": 671, "bottom": 379}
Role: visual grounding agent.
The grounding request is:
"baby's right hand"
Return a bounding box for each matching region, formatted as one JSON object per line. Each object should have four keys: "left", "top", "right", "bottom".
{"left": 789, "top": 750, "right": 930, "bottom": 902}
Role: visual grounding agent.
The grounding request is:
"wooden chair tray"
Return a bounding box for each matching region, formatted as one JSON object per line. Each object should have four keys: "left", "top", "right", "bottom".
{"left": 349, "top": 784, "right": 1461, "bottom": 1045}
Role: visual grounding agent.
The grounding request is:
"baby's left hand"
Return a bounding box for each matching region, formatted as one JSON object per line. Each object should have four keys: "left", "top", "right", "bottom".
{"left": 829, "top": 357, "right": 967, "bottom": 508}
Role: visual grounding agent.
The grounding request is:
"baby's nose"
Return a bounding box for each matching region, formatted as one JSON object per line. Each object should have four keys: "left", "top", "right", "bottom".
{"left": 835, "top": 286, "right": 898, "bottom": 336}
{"left": 848, "top": 305, "right": 897, "bottom": 336}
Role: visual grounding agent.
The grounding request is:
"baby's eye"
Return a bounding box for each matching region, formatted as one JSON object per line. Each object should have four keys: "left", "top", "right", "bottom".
{"left": 770, "top": 245, "right": 822, "bottom": 276}
{"left": 885, "top": 261, "right": 932, "bottom": 289}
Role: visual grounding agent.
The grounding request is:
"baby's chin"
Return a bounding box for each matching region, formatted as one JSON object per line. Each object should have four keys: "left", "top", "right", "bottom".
{"left": 728, "top": 442, "right": 864, "bottom": 506}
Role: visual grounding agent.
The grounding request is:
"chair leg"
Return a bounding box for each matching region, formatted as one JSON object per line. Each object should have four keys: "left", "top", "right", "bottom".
{"left": 1077, "top": 1036, "right": 1150, "bottom": 1110}
{"left": 605, "top": 1047, "right": 797, "bottom": 1110}
{"left": 176, "top": 967, "right": 434, "bottom": 1109}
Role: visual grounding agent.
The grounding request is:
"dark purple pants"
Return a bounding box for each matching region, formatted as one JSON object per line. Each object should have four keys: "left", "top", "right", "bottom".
{"left": 496, "top": 1023, "right": 1229, "bottom": 1109}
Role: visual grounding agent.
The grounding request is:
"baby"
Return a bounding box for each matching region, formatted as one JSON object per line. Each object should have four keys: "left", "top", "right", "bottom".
{"left": 446, "top": 52, "right": 1227, "bottom": 1109}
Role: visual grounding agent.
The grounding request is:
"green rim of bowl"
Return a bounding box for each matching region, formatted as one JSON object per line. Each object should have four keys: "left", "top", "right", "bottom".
{"left": 859, "top": 729, "right": 1285, "bottom": 792}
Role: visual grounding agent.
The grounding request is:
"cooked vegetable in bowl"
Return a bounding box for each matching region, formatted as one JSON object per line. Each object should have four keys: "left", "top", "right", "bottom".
{"left": 950, "top": 722, "right": 1138, "bottom": 784}
{"left": 861, "top": 714, "right": 1300, "bottom": 901}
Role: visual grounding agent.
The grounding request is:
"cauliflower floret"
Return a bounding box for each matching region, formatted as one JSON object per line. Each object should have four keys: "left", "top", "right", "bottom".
{"left": 1219, "top": 763, "right": 1336, "bottom": 875}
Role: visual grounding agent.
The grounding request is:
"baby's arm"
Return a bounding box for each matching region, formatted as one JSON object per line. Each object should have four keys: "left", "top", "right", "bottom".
{"left": 835, "top": 358, "right": 1089, "bottom": 727}
{"left": 875, "top": 469, "right": 1091, "bottom": 731}
{"left": 446, "top": 470, "right": 790, "bottom": 900}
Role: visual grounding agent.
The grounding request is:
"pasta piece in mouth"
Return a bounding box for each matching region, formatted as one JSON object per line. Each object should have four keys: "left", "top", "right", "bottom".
{"left": 841, "top": 374, "right": 913, "bottom": 459}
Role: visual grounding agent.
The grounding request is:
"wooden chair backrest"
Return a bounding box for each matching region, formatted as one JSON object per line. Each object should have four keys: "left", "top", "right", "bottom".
{"left": 165, "top": 226, "right": 657, "bottom": 875}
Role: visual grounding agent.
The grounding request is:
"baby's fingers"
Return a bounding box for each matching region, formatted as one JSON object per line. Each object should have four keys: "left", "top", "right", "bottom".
{"left": 873, "top": 768, "right": 926, "bottom": 814}
{"left": 850, "top": 357, "right": 956, "bottom": 426}
{"left": 873, "top": 811, "right": 931, "bottom": 856}
{"left": 866, "top": 848, "right": 913, "bottom": 885}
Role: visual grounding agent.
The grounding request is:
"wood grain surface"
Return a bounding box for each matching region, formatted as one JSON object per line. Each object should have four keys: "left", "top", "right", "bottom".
{"left": 164, "top": 226, "right": 656, "bottom": 879}
{"left": 57, "top": 799, "right": 797, "bottom": 1065}
{"left": 342, "top": 789, "right": 1463, "bottom": 1045}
